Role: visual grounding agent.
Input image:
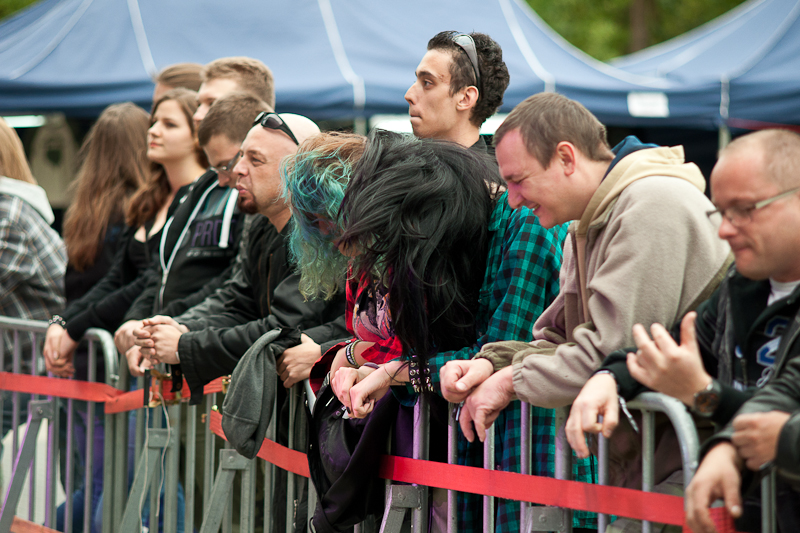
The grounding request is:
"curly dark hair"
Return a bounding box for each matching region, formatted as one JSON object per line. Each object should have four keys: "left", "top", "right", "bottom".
{"left": 339, "top": 129, "right": 500, "bottom": 365}
{"left": 427, "top": 31, "right": 510, "bottom": 128}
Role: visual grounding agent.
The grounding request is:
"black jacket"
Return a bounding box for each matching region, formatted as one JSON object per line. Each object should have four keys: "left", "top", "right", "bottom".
{"left": 124, "top": 170, "right": 242, "bottom": 319}
{"left": 65, "top": 221, "right": 127, "bottom": 304}
{"left": 706, "top": 311, "right": 800, "bottom": 484}
{"left": 177, "top": 216, "right": 347, "bottom": 404}
{"left": 603, "top": 266, "right": 800, "bottom": 426}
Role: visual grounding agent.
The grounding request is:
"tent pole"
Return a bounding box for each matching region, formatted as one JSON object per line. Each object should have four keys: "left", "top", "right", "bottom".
{"left": 354, "top": 117, "right": 367, "bottom": 135}
{"left": 718, "top": 124, "right": 731, "bottom": 151}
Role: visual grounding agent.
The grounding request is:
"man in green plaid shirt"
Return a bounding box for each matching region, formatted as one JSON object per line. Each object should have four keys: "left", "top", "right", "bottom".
{"left": 405, "top": 30, "right": 596, "bottom": 531}
{"left": 427, "top": 194, "right": 597, "bottom": 531}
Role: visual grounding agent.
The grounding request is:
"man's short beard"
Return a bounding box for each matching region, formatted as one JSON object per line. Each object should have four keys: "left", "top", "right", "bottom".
{"left": 237, "top": 197, "right": 258, "bottom": 215}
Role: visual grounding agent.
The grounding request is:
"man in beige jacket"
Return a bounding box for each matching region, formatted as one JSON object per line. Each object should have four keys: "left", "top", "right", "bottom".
{"left": 440, "top": 92, "right": 731, "bottom": 529}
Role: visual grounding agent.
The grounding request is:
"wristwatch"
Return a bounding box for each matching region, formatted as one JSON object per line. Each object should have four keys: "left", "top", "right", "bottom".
{"left": 692, "top": 378, "right": 722, "bottom": 417}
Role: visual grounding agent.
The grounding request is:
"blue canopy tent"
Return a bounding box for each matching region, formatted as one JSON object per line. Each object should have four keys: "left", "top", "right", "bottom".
{"left": 613, "top": 0, "right": 800, "bottom": 130}
{"left": 0, "top": 0, "right": 687, "bottom": 126}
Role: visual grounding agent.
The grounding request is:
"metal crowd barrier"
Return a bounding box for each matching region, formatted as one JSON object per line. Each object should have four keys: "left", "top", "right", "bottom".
{"left": 0, "top": 316, "right": 119, "bottom": 532}
{"left": 0, "top": 315, "right": 782, "bottom": 533}
{"left": 0, "top": 315, "right": 313, "bottom": 533}
{"left": 373, "top": 402, "right": 580, "bottom": 532}
{"left": 370, "top": 391, "right": 775, "bottom": 533}
{"left": 595, "top": 392, "right": 700, "bottom": 532}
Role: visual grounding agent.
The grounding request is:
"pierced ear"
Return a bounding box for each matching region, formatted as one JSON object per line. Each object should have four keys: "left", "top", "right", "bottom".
{"left": 457, "top": 86, "right": 480, "bottom": 111}
{"left": 556, "top": 142, "right": 577, "bottom": 175}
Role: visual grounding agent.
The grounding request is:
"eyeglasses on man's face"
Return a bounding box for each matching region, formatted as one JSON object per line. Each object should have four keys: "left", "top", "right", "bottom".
{"left": 706, "top": 186, "right": 800, "bottom": 227}
{"left": 252, "top": 112, "right": 299, "bottom": 145}
{"left": 210, "top": 151, "right": 241, "bottom": 178}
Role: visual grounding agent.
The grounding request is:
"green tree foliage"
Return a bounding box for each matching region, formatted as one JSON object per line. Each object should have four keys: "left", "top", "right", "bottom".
{"left": 0, "top": 0, "right": 39, "bottom": 22}
{"left": 526, "top": 0, "right": 749, "bottom": 61}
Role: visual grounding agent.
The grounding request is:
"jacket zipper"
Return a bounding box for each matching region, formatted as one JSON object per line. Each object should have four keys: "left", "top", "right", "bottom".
{"left": 158, "top": 183, "right": 219, "bottom": 311}
{"left": 265, "top": 252, "right": 273, "bottom": 315}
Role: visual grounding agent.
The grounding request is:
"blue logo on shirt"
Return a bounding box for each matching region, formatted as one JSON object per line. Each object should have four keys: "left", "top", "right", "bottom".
{"left": 756, "top": 317, "right": 789, "bottom": 367}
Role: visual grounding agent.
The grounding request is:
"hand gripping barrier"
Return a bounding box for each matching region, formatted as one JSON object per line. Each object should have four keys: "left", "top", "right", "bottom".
{"left": 596, "top": 392, "right": 702, "bottom": 532}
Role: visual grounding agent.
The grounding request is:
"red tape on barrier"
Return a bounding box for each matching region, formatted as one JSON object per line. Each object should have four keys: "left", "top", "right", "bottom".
{"left": 380, "top": 454, "right": 686, "bottom": 525}
{"left": 0, "top": 373, "right": 744, "bottom": 532}
{"left": 208, "top": 409, "right": 310, "bottom": 477}
{"left": 702, "top": 507, "right": 742, "bottom": 533}
{"left": 208, "top": 411, "right": 741, "bottom": 528}
{"left": 0, "top": 372, "right": 227, "bottom": 414}
{"left": 0, "top": 372, "right": 123, "bottom": 405}
{"left": 10, "top": 516, "right": 60, "bottom": 533}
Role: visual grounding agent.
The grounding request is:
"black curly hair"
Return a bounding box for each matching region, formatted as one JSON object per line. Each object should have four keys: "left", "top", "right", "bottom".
{"left": 427, "top": 31, "right": 510, "bottom": 128}
{"left": 338, "top": 129, "right": 499, "bottom": 365}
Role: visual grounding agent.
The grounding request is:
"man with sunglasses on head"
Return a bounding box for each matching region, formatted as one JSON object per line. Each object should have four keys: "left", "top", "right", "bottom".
{"left": 561, "top": 129, "right": 800, "bottom": 532}
{"left": 405, "top": 31, "right": 505, "bottom": 152}
{"left": 400, "top": 31, "right": 597, "bottom": 532}
{"left": 131, "top": 114, "right": 347, "bottom": 532}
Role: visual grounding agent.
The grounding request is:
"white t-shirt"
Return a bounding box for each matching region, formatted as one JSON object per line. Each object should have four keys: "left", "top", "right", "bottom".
{"left": 768, "top": 278, "right": 800, "bottom": 306}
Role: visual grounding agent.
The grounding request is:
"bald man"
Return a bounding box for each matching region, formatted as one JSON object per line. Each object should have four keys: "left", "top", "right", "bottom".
{"left": 131, "top": 113, "right": 347, "bottom": 403}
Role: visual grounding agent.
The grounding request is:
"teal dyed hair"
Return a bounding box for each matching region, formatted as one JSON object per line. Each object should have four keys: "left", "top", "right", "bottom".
{"left": 280, "top": 132, "right": 366, "bottom": 299}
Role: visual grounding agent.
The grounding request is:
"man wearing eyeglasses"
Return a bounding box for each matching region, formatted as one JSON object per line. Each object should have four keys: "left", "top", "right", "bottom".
{"left": 556, "top": 129, "right": 800, "bottom": 532}
{"left": 114, "top": 57, "right": 277, "bottom": 353}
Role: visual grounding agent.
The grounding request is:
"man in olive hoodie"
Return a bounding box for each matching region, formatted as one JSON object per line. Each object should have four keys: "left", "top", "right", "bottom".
{"left": 440, "top": 93, "right": 731, "bottom": 529}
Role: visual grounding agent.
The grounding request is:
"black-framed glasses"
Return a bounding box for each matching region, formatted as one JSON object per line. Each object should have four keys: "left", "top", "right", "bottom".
{"left": 453, "top": 33, "right": 481, "bottom": 93}
{"left": 706, "top": 186, "right": 800, "bottom": 227}
{"left": 209, "top": 151, "right": 241, "bottom": 178}
{"left": 252, "top": 111, "right": 299, "bottom": 145}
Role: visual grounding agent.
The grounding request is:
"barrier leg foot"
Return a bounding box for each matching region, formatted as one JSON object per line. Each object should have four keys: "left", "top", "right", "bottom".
{"left": 199, "top": 449, "right": 252, "bottom": 533}
{"left": 119, "top": 428, "right": 170, "bottom": 532}
{"left": 524, "top": 506, "right": 571, "bottom": 532}
{"left": 380, "top": 485, "right": 423, "bottom": 533}
{"left": 0, "top": 400, "right": 53, "bottom": 532}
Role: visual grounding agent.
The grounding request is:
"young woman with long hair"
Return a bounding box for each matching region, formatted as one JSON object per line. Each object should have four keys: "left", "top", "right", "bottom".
{"left": 45, "top": 88, "right": 208, "bottom": 376}
{"left": 62, "top": 102, "right": 150, "bottom": 299}
{"left": 50, "top": 102, "right": 150, "bottom": 533}
{"left": 284, "top": 129, "right": 498, "bottom": 530}
{"left": 44, "top": 89, "right": 208, "bottom": 533}
{"left": 284, "top": 129, "right": 497, "bottom": 393}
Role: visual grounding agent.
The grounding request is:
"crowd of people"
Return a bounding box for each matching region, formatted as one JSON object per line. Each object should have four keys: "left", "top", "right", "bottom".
{"left": 0, "top": 28, "right": 799, "bottom": 533}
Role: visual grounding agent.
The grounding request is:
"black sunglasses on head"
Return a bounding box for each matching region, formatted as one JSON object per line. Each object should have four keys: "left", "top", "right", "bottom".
{"left": 453, "top": 33, "right": 482, "bottom": 94}
{"left": 252, "top": 112, "right": 299, "bottom": 145}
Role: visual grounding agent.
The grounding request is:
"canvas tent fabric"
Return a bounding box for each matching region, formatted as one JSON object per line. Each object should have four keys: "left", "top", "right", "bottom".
{"left": 613, "top": 0, "right": 800, "bottom": 128}
{"left": 0, "top": 0, "right": 683, "bottom": 125}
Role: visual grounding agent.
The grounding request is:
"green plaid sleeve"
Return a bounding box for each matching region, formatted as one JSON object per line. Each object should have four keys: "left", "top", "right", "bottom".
{"left": 428, "top": 195, "right": 568, "bottom": 385}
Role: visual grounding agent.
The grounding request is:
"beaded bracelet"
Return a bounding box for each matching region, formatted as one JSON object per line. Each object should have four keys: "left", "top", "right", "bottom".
{"left": 345, "top": 340, "right": 361, "bottom": 367}
{"left": 408, "top": 357, "right": 434, "bottom": 393}
{"left": 48, "top": 315, "right": 67, "bottom": 328}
